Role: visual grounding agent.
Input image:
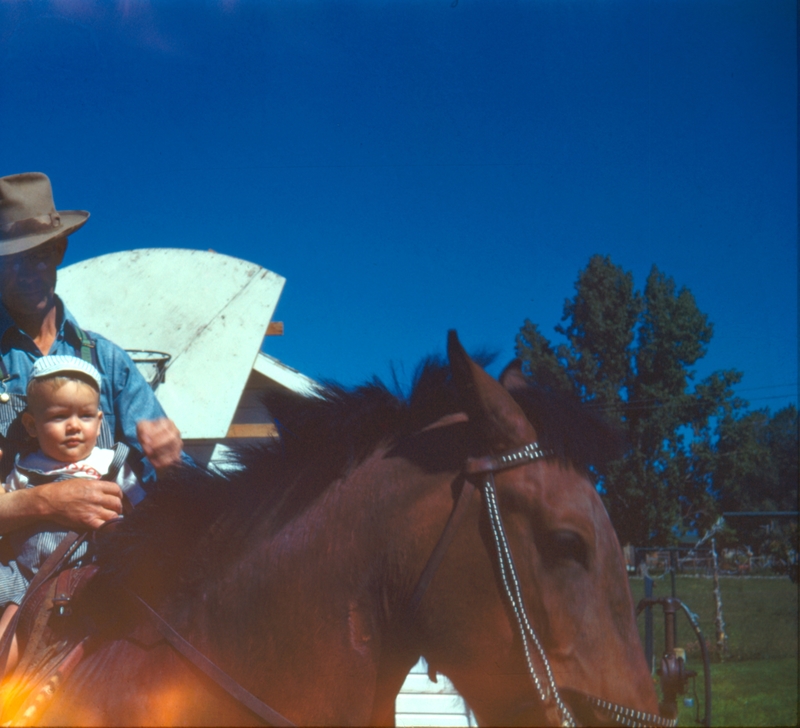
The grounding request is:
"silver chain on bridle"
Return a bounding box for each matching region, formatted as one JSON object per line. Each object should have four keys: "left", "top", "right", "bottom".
{"left": 466, "top": 442, "right": 678, "bottom": 728}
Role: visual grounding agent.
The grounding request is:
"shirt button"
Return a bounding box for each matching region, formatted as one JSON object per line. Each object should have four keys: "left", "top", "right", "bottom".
{"left": 0, "top": 393, "right": 9, "bottom": 403}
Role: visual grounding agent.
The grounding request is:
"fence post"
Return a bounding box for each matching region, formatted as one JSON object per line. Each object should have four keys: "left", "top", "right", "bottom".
{"left": 710, "top": 537, "right": 728, "bottom": 660}
{"left": 669, "top": 549, "right": 678, "bottom": 646}
{"left": 644, "top": 575, "right": 654, "bottom": 672}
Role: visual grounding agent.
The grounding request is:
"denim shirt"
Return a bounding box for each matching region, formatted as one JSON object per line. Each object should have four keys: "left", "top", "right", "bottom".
{"left": 0, "top": 296, "right": 167, "bottom": 481}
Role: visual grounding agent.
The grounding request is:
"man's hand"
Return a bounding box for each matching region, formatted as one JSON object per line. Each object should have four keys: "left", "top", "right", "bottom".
{"left": 38, "top": 478, "right": 123, "bottom": 531}
{"left": 0, "top": 451, "right": 118, "bottom": 532}
{"left": 137, "top": 417, "right": 183, "bottom": 472}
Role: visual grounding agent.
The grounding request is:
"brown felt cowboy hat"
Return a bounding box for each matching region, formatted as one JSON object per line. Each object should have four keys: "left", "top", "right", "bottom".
{"left": 0, "top": 172, "right": 89, "bottom": 256}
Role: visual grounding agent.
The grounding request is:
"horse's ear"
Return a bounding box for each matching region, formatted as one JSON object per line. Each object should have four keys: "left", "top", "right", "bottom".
{"left": 499, "top": 359, "right": 528, "bottom": 393}
{"left": 447, "top": 331, "right": 537, "bottom": 452}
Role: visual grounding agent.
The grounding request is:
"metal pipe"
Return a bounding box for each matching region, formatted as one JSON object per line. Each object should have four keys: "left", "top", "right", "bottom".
{"left": 644, "top": 576, "right": 654, "bottom": 672}
{"left": 669, "top": 551, "right": 678, "bottom": 645}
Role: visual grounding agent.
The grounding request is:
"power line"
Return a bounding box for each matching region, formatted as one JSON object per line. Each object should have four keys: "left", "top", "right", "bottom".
{"left": 583, "top": 391, "right": 796, "bottom": 412}
{"left": 734, "top": 383, "right": 798, "bottom": 392}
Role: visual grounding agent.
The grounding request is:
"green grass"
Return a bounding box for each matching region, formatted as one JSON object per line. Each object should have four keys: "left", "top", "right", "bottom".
{"left": 629, "top": 575, "right": 798, "bottom": 726}
{"left": 676, "top": 658, "right": 798, "bottom": 727}
{"left": 631, "top": 575, "right": 798, "bottom": 662}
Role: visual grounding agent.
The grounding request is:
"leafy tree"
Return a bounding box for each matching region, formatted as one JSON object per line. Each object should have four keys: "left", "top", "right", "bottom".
{"left": 765, "top": 404, "right": 799, "bottom": 511}
{"left": 713, "top": 404, "right": 799, "bottom": 567}
{"left": 516, "top": 255, "right": 744, "bottom": 546}
{"left": 714, "top": 410, "right": 778, "bottom": 514}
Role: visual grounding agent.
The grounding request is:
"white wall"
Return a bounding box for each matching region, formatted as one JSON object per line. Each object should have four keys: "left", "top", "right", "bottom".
{"left": 396, "top": 659, "right": 477, "bottom": 727}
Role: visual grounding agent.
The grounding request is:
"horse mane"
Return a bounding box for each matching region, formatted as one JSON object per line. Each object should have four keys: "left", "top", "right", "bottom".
{"left": 91, "top": 355, "right": 623, "bottom": 605}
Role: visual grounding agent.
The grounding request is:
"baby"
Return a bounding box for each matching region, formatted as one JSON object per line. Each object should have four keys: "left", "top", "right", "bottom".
{"left": 0, "top": 355, "right": 146, "bottom": 669}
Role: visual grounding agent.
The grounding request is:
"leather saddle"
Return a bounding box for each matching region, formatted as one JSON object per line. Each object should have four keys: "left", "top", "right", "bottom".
{"left": 0, "top": 560, "right": 98, "bottom": 725}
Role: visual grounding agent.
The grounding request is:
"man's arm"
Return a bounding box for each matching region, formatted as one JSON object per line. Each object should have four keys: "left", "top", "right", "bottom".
{"left": 96, "top": 338, "right": 184, "bottom": 472}
{"left": 0, "top": 477, "right": 123, "bottom": 532}
{"left": 0, "top": 417, "right": 180, "bottom": 535}
{"left": 137, "top": 417, "right": 183, "bottom": 472}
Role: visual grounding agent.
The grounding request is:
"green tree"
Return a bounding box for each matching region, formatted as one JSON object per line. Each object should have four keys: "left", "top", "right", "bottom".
{"left": 765, "top": 404, "right": 799, "bottom": 511}
{"left": 516, "top": 255, "right": 743, "bottom": 546}
{"left": 713, "top": 405, "right": 799, "bottom": 569}
{"left": 713, "top": 404, "right": 798, "bottom": 512}
{"left": 714, "top": 410, "right": 778, "bottom": 514}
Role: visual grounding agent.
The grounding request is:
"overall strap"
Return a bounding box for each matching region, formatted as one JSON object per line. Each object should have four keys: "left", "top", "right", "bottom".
{"left": 0, "top": 329, "right": 17, "bottom": 384}
{"left": 105, "top": 442, "right": 146, "bottom": 513}
{"left": 0, "top": 393, "right": 27, "bottom": 439}
{"left": 0, "top": 355, "right": 16, "bottom": 385}
{"left": 72, "top": 325, "right": 99, "bottom": 370}
{"left": 105, "top": 442, "right": 130, "bottom": 483}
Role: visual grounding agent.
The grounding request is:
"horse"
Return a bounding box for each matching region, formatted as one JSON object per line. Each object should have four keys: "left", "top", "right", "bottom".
{"left": 2, "top": 332, "right": 666, "bottom": 726}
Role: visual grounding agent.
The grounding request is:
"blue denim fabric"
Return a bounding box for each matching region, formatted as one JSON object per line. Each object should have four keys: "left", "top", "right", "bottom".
{"left": 0, "top": 296, "right": 167, "bottom": 482}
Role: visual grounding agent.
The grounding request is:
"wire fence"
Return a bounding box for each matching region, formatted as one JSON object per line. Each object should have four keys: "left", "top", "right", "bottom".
{"left": 629, "top": 546, "right": 796, "bottom": 578}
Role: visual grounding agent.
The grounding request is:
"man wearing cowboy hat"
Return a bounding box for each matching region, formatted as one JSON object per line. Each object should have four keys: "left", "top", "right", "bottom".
{"left": 0, "top": 172, "right": 183, "bottom": 534}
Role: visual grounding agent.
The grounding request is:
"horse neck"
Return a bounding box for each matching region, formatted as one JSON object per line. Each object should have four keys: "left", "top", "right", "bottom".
{"left": 335, "top": 447, "right": 472, "bottom": 723}
{"left": 169, "top": 445, "right": 442, "bottom": 725}
{"left": 286, "top": 446, "right": 460, "bottom": 723}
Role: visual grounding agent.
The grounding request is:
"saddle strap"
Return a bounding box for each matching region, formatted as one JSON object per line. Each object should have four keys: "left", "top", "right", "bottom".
{"left": 131, "top": 592, "right": 295, "bottom": 727}
{"left": 3, "top": 637, "right": 90, "bottom": 727}
{"left": 0, "top": 531, "right": 85, "bottom": 678}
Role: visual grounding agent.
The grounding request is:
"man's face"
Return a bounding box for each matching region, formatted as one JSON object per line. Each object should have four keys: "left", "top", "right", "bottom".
{"left": 0, "top": 237, "right": 67, "bottom": 319}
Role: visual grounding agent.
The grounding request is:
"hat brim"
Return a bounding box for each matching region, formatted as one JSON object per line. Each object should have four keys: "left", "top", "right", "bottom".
{"left": 0, "top": 210, "right": 89, "bottom": 256}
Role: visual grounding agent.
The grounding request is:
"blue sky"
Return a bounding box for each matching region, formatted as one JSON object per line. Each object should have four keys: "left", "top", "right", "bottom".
{"left": 2, "top": 0, "right": 796, "bottom": 412}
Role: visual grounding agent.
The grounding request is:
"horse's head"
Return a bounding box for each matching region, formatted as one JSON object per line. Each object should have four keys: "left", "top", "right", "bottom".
{"left": 397, "top": 332, "right": 661, "bottom": 727}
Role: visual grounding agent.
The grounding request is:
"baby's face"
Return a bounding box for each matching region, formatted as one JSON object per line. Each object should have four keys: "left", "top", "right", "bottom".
{"left": 23, "top": 380, "right": 103, "bottom": 463}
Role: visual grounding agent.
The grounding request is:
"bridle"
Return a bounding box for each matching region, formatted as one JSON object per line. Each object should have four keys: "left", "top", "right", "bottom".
{"left": 405, "top": 441, "right": 679, "bottom": 728}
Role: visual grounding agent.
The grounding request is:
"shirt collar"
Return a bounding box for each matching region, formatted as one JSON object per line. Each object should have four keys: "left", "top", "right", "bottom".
{"left": 58, "top": 297, "right": 82, "bottom": 335}
{"left": 0, "top": 295, "right": 76, "bottom": 351}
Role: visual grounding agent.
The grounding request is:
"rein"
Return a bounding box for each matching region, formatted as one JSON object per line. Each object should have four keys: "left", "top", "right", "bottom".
{"left": 130, "top": 592, "right": 295, "bottom": 727}
{"left": 405, "top": 441, "right": 678, "bottom": 728}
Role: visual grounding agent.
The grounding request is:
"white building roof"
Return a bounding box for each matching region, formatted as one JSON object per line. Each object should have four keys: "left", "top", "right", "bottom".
{"left": 253, "top": 352, "right": 321, "bottom": 398}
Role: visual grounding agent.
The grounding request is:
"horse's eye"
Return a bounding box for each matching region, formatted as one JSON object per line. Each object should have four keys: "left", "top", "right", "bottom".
{"left": 541, "top": 530, "right": 588, "bottom": 567}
